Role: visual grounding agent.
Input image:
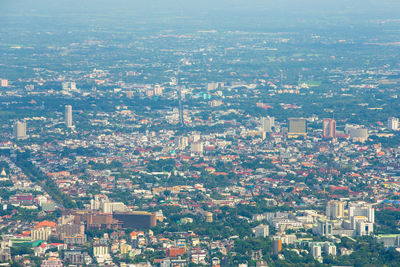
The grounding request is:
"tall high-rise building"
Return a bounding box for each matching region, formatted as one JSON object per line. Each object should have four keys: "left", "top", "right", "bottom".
{"left": 312, "top": 245, "right": 322, "bottom": 258}
{"left": 0, "top": 79, "right": 8, "bottom": 87}
{"left": 62, "top": 82, "right": 77, "bottom": 91}
{"left": 345, "top": 124, "right": 368, "bottom": 142}
{"left": 190, "top": 133, "right": 201, "bottom": 143}
{"left": 178, "top": 87, "right": 184, "bottom": 126}
{"left": 153, "top": 85, "right": 164, "bottom": 96}
{"left": 326, "top": 200, "right": 345, "bottom": 219}
{"left": 348, "top": 202, "right": 374, "bottom": 224}
{"left": 323, "top": 119, "right": 336, "bottom": 138}
{"left": 177, "top": 136, "right": 189, "bottom": 150}
{"left": 288, "top": 118, "right": 306, "bottom": 137}
{"left": 261, "top": 116, "right": 275, "bottom": 133}
{"left": 65, "top": 105, "right": 73, "bottom": 128}
{"left": 191, "top": 141, "right": 203, "bottom": 154}
{"left": 388, "top": 117, "right": 399, "bottom": 131}
{"left": 13, "top": 121, "right": 27, "bottom": 139}
{"left": 254, "top": 224, "right": 269, "bottom": 238}
{"left": 273, "top": 238, "right": 282, "bottom": 255}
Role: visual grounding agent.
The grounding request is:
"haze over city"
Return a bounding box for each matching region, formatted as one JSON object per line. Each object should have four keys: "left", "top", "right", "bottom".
{"left": 0, "top": 0, "right": 400, "bottom": 266}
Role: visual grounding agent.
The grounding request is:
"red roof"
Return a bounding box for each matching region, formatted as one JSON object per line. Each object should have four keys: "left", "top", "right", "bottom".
{"left": 214, "top": 172, "right": 228, "bottom": 176}
{"left": 331, "top": 186, "right": 350, "bottom": 191}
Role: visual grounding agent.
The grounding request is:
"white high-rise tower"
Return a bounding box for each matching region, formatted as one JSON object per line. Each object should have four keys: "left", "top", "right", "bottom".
{"left": 13, "top": 121, "right": 27, "bottom": 139}
{"left": 388, "top": 117, "right": 399, "bottom": 131}
{"left": 261, "top": 116, "right": 275, "bottom": 133}
{"left": 65, "top": 105, "right": 73, "bottom": 128}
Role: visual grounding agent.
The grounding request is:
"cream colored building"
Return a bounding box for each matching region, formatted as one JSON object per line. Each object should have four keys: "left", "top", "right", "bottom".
{"left": 93, "top": 245, "right": 109, "bottom": 257}
{"left": 120, "top": 243, "right": 132, "bottom": 255}
{"left": 326, "top": 200, "right": 345, "bottom": 219}
{"left": 31, "top": 227, "right": 52, "bottom": 241}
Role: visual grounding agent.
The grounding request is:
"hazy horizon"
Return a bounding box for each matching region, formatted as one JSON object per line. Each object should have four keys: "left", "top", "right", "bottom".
{"left": 1, "top": 0, "right": 400, "bottom": 32}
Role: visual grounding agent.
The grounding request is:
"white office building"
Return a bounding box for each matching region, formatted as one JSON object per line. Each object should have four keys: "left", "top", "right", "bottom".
{"left": 388, "top": 117, "right": 399, "bottom": 130}
{"left": 261, "top": 116, "right": 275, "bottom": 133}
{"left": 65, "top": 105, "right": 73, "bottom": 128}
{"left": 191, "top": 141, "right": 203, "bottom": 154}
{"left": 13, "top": 121, "right": 27, "bottom": 139}
{"left": 254, "top": 225, "right": 269, "bottom": 238}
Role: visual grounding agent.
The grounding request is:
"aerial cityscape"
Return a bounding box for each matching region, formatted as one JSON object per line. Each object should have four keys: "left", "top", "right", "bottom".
{"left": 1, "top": 0, "right": 400, "bottom": 266}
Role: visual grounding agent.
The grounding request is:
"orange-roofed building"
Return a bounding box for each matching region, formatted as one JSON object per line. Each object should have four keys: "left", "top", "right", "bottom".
{"left": 130, "top": 231, "right": 137, "bottom": 239}
{"left": 36, "top": 221, "right": 56, "bottom": 229}
{"left": 167, "top": 247, "right": 186, "bottom": 258}
{"left": 22, "top": 231, "right": 31, "bottom": 236}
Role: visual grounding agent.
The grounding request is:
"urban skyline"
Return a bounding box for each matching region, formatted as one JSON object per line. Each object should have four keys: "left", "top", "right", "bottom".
{"left": 1, "top": 1, "right": 400, "bottom": 266}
